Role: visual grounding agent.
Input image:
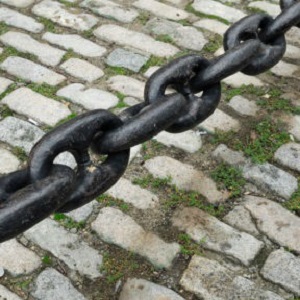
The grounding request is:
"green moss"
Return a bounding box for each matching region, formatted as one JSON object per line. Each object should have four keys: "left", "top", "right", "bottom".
{"left": 178, "top": 233, "right": 203, "bottom": 256}
{"left": 55, "top": 113, "right": 77, "bottom": 126}
{"left": 223, "top": 84, "right": 266, "bottom": 102}
{"left": 141, "top": 55, "right": 168, "bottom": 73}
{"left": 97, "top": 194, "right": 130, "bottom": 212}
{"left": 203, "top": 34, "right": 223, "bottom": 53}
{"left": 0, "top": 46, "right": 38, "bottom": 63}
{"left": 105, "top": 66, "right": 133, "bottom": 77}
{"left": 38, "top": 17, "right": 58, "bottom": 33}
{"left": 0, "top": 22, "right": 8, "bottom": 35}
{"left": 12, "top": 147, "right": 27, "bottom": 162}
{"left": 53, "top": 213, "right": 85, "bottom": 229}
{"left": 137, "top": 12, "right": 151, "bottom": 25}
{"left": 0, "top": 83, "right": 18, "bottom": 100}
{"left": 0, "top": 104, "right": 14, "bottom": 118}
{"left": 156, "top": 34, "right": 174, "bottom": 44}
{"left": 61, "top": 49, "right": 79, "bottom": 62}
{"left": 211, "top": 164, "right": 245, "bottom": 198}
{"left": 42, "top": 255, "right": 53, "bottom": 266}
{"left": 284, "top": 186, "right": 300, "bottom": 214}
{"left": 58, "top": 0, "right": 77, "bottom": 7}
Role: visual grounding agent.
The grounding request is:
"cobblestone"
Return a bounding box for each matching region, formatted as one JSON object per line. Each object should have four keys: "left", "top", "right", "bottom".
{"left": 0, "top": 0, "right": 34, "bottom": 7}
{"left": 0, "top": 31, "right": 66, "bottom": 67}
{"left": 0, "top": 147, "right": 20, "bottom": 173}
{"left": 92, "top": 207, "right": 180, "bottom": 268}
{"left": 94, "top": 25, "right": 179, "bottom": 57}
{"left": 248, "top": 1, "right": 281, "bottom": 17}
{"left": 0, "top": 239, "right": 41, "bottom": 276}
{"left": 32, "top": 0, "right": 98, "bottom": 31}
{"left": 172, "top": 207, "right": 264, "bottom": 266}
{"left": 194, "top": 19, "right": 229, "bottom": 36}
{"left": 0, "top": 77, "right": 12, "bottom": 95}
{"left": 228, "top": 95, "right": 259, "bottom": 116}
{"left": 271, "top": 60, "right": 299, "bottom": 78}
{"left": 25, "top": 219, "right": 103, "bottom": 279}
{"left": 57, "top": 83, "right": 118, "bottom": 110}
{"left": 31, "top": 268, "right": 86, "bottom": 300}
{"left": 222, "top": 72, "right": 265, "bottom": 87}
{"left": 0, "top": 7, "right": 44, "bottom": 33}
{"left": 2, "top": 88, "right": 71, "bottom": 126}
{"left": 66, "top": 201, "right": 97, "bottom": 223}
{"left": 274, "top": 142, "right": 300, "bottom": 172}
{"left": 0, "top": 285, "right": 22, "bottom": 300}
{"left": 1, "top": 57, "right": 66, "bottom": 86}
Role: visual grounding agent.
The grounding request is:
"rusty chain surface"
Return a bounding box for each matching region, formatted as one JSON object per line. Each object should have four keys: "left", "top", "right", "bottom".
{"left": 0, "top": 0, "right": 299, "bottom": 242}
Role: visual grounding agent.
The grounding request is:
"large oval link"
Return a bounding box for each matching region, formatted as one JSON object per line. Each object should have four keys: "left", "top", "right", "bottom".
{"left": 280, "top": 0, "right": 300, "bottom": 28}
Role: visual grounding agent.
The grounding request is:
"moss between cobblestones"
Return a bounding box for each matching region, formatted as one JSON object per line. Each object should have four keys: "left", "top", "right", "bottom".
{"left": 58, "top": 0, "right": 78, "bottom": 8}
{"left": 178, "top": 233, "right": 204, "bottom": 256}
{"left": 0, "top": 104, "right": 14, "bottom": 118}
{"left": 202, "top": 34, "right": 223, "bottom": 54}
{"left": 61, "top": 49, "right": 81, "bottom": 62}
{"left": 53, "top": 213, "right": 86, "bottom": 230}
{"left": 37, "top": 17, "right": 58, "bottom": 33}
{"left": 141, "top": 55, "right": 168, "bottom": 72}
{"left": 155, "top": 34, "right": 176, "bottom": 45}
{"left": 185, "top": 3, "right": 230, "bottom": 25}
{"left": 0, "top": 47, "right": 38, "bottom": 63}
{"left": 11, "top": 146, "right": 27, "bottom": 162}
{"left": 104, "top": 66, "right": 134, "bottom": 77}
{"left": 97, "top": 194, "right": 130, "bottom": 212}
{"left": 0, "top": 22, "right": 8, "bottom": 35}
{"left": 284, "top": 186, "right": 300, "bottom": 216}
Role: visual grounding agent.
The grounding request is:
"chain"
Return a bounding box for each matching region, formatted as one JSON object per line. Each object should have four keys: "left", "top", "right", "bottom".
{"left": 0, "top": 1, "right": 299, "bottom": 243}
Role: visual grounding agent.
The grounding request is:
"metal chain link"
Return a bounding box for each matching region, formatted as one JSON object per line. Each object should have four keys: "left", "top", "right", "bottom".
{"left": 0, "top": 1, "right": 299, "bottom": 243}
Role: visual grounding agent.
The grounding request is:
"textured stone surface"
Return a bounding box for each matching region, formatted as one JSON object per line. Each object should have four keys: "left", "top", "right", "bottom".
{"left": 228, "top": 95, "right": 259, "bottom": 116}
{"left": 92, "top": 207, "right": 180, "bottom": 268}
{"left": 285, "top": 44, "right": 300, "bottom": 59}
{"left": 66, "top": 201, "right": 97, "bottom": 222}
{"left": 145, "top": 156, "right": 228, "bottom": 204}
{"left": 271, "top": 60, "right": 299, "bottom": 78}
{"left": 261, "top": 249, "right": 300, "bottom": 296}
{"left": 2, "top": 88, "right": 71, "bottom": 126}
{"left": 25, "top": 219, "right": 102, "bottom": 279}
{"left": 0, "top": 285, "right": 22, "bottom": 300}
{"left": 0, "top": 239, "right": 41, "bottom": 276}
{"left": 274, "top": 142, "right": 300, "bottom": 172}
{"left": 0, "top": 7, "right": 44, "bottom": 33}
{"left": 42, "top": 32, "right": 106, "bottom": 58}
{"left": 199, "top": 109, "right": 241, "bottom": 132}
{"left": 106, "top": 48, "right": 148, "bottom": 72}
{"left": 248, "top": 1, "right": 281, "bottom": 17}
{"left": 0, "top": 0, "right": 34, "bottom": 7}
{"left": 180, "top": 256, "right": 283, "bottom": 300}
{"left": 31, "top": 268, "right": 86, "bottom": 300}
{"left": 120, "top": 278, "right": 185, "bottom": 300}
{"left": 60, "top": 58, "right": 104, "bottom": 82}
{"left": 133, "top": 0, "right": 189, "bottom": 20}
{"left": 223, "top": 205, "right": 260, "bottom": 236}
{"left": 244, "top": 196, "right": 300, "bottom": 253}
{"left": 192, "top": 0, "right": 246, "bottom": 22}
{"left": 242, "top": 163, "right": 298, "bottom": 200}
{"left": 1, "top": 57, "right": 66, "bottom": 85}
{"left": 32, "top": 0, "right": 98, "bottom": 31}
{"left": 0, "top": 147, "right": 20, "bottom": 174}
{"left": 107, "top": 178, "right": 159, "bottom": 209}
{"left": 0, "top": 31, "right": 66, "bottom": 66}
{"left": 0, "top": 77, "right": 12, "bottom": 95}
{"left": 107, "top": 75, "right": 145, "bottom": 99}
{"left": 172, "top": 207, "right": 264, "bottom": 266}
{"left": 82, "top": 0, "right": 139, "bottom": 23}
{"left": 153, "top": 130, "right": 202, "bottom": 153}
{"left": 194, "top": 19, "right": 229, "bottom": 35}
{"left": 288, "top": 115, "right": 300, "bottom": 141}
{"left": 0, "top": 117, "right": 43, "bottom": 154}
{"left": 94, "top": 25, "right": 179, "bottom": 57}
{"left": 57, "top": 83, "right": 118, "bottom": 110}
{"left": 212, "top": 144, "right": 247, "bottom": 167}
{"left": 222, "top": 72, "right": 265, "bottom": 87}
{"left": 146, "top": 18, "right": 207, "bottom": 51}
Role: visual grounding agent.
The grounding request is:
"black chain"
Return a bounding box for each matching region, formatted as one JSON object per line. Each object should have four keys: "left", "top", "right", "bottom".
{"left": 0, "top": 1, "right": 299, "bottom": 243}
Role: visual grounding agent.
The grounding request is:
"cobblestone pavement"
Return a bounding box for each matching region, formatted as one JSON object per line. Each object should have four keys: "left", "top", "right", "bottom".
{"left": 0, "top": 0, "right": 299, "bottom": 299}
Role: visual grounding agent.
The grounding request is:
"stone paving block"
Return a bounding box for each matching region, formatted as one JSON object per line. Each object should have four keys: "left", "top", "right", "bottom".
{"left": 172, "top": 207, "right": 264, "bottom": 266}
{"left": 194, "top": 19, "right": 229, "bottom": 36}
{"left": 0, "top": 7, "right": 44, "bottom": 33}
{"left": 106, "top": 178, "right": 159, "bottom": 209}
{"left": 106, "top": 48, "right": 149, "bottom": 72}
{"left": 1, "top": 57, "right": 66, "bottom": 86}
{"left": 0, "top": 0, "right": 34, "bottom": 7}
{"left": 0, "top": 285, "right": 22, "bottom": 300}
{"left": 145, "top": 156, "right": 228, "bottom": 204}
{"left": 81, "top": 0, "right": 139, "bottom": 23}
{"left": 288, "top": 115, "right": 300, "bottom": 141}
{"left": 92, "top": 207, "right": 180, "bottom": 268}
{"left": 94, "top": 25, "right": 179, "bottom": 57}
{"left": 43, "top": 32, "right": 106, "bottom": 58}
{"left": 212, "top": 144, "right": 247, "bottom": 167}
{"left": 192, "top": 0, "right": 246, "bottom": 23}
{"left": 0, "top": 117, "right": 43, "bottom": 154}
{"left": 119, "top": 278, "right": 185, "bottom": 300}
{"left": 271, "top": 60, "right": 299, "bottom": 78}
{"left": 228, "top": 95, "right": 259, "bottom": 116}
{"left": 274, "top": 142, "right": 300, "bottom": 172}
{"left": 133, "top": 0, "right": 189, "bottom": 20}
{"left": 223, "top": 205, "right": 260, "bottom": 236}
{"left": 146, "top": 18, "right": 207, "bottom": 51}
{"left": 248, "top": 1, "right": 281, "bottom": 17}
{"left": 222, "top": 72, "right": 265, "bottom": 87}
{"left": 242, "top": 163, "right": 298, "bottom": 200}
{"left": 25, "top": 219, "right": 102, "bottom": 279}
{"left": 57, "top": 83, "right": 118, "bottom": 110}
{"left": 2, "top": 88, "right": 71, "bottom": 126}
{"left": 286, "top": 27, "right": 300, "bottom": 47}
{"left": 129, "top": 144, "right": 142, "bottom": 163}
{"left": 285, "top": 44, "right": 300, "bottom": 59}
{"left": 0, "top": 31, "right": 66, "bottom": 67}
{"left": 32, "top": 0, "right": 98, "bottom": 31}
{"left": 199, "top": 108, "right": 241, "bottom": 132}
{"left": 60, "top": 58, "right": 104, "bottom": 82}
{"left": 153, "top": 130, "right": 202, "bottom": 153}
{"left": 144, "top": 66, "right": 160, "bottom": 78}
{"left": 107, "top": 75, "right": 145, "bottom": 99}
{"left": 0, "top": 147, "right": 20, "bottom": 174}
{"left": 0, "top": 239, "right": 41, "bottom": 276}
{"left": 180, "top": 256, "right": 283, "bottom": 300}
{"left": 0, "top": 77, "right": 12, "bottom": 95}
{"left": 31, "top": 268, "right": 86, "bottom": 300}
{"left": 261, "top": 249, "right": 300, "bottom": 296}
{"left": 244, "top": 196, "right": 300, "bottom": 253}
{"left": 66, "top": 200, "right": 97, "bottom": 223}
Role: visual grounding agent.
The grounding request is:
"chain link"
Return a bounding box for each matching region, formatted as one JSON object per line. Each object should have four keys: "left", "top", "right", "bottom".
{"left": 0, "top": 1, "right": 299, "bottom": 242}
